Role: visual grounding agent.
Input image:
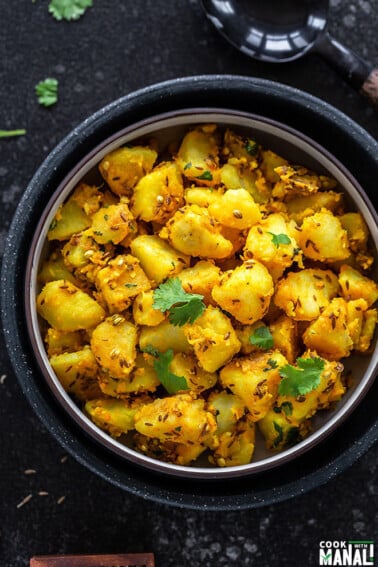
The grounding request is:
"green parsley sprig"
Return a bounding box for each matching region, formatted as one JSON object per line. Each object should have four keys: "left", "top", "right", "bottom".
{"left": 153, "top": 277, "right": 206, "bottom": 326}
{"left": 143, "top": 345, "right": 189, "bottom": 394}
{"left": 278, "top": 356, "right": 325, "bottom": 397}
{"left": 35, "top": 78, "right": 59, "bottom": 107}
{"left": 269, "top": 232, "right": 292, "bottom": 248}
{"left": 48, "top": 0, "right": 93, "bottom": 21}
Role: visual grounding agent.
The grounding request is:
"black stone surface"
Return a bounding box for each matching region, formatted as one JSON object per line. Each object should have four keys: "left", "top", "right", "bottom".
{"left": 0, "top": 1, "right": 377, "bottom": 566}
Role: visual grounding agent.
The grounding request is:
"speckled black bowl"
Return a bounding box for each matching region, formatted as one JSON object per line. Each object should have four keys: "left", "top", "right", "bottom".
{"left": 2, "top": 75, "right": 378, "bottom": 510}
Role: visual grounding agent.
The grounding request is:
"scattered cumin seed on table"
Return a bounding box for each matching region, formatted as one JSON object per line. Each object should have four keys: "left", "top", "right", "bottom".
{"left": 16, "top": 494, "right": 33, "bottom": 509}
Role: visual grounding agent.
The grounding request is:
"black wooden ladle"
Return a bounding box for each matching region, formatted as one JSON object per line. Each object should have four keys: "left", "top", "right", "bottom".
{"left": 201, "top": 0, "right": 378, "bottom": 106}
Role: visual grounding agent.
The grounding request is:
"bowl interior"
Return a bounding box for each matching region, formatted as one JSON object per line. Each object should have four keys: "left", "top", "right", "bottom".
{"left": 26, "top": 108, "right": 378, "bottom": 479}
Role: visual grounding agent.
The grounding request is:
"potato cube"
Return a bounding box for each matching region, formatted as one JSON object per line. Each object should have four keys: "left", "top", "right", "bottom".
{"left": 208, "top": 188, "right": 261, "bottom": 229}
{"left": 207, "top": 391, "right": 245, "bottom": 435}
{"left": 177, "top": 260, "right": 221, "bottom": 305}
{"left": 37, "top": 280, "right": 105, "bottom": 331}
{"left": 139, "top": 320, "right": 192, "bottom": 354}
{"left": 49, "top": 347, "right": 101, "bottom": 401}
{"left": 169, "top": 352, "right": 218, "bottom": 394}
{"left": 47, "top": 199, "right": 91, "bottom": 241}
{"left": 98, "top": 353, "right": 160, "bottom": 396}
{"left": 296, "top": 210, "right": 350, "bottom": 262}
{"left": 85, "top": 397, "right": 145, "bottom": 437}
{"left": 184, "top": 306, "right": 241, "bottom": 372}
{"left": 339, "top": 264, "right": 378, "bottom": 307}
{"left": 212, "top": 260, "right": 274, "bottom": 324}
{"left": 89, "top": 202, "right": 135, "bottom": 245}
{"left": 131, "top": 162, "right": 184, "bottom": 223}
{"left": 133, "top": 290, "right": 165, "bottom": 326}
{"left": 176, "top": 124, "right": 221, "bottom": 186}
{"left": 96, "top": 254, "right": 151, "bottom": 313}
{"left": 285, "top": 191, "right": 343, "bottom": 224}
{"left": 91, "top": 316, "right": 138, "bottom": 378}
{"left": 130, "top": 234, "right": 190, "bottom": 284}
{"left": 211, "top": 414, "right": 255, "bottom": 467}
{"left": 98, "top": 145, "right": 157, "bottom": 196}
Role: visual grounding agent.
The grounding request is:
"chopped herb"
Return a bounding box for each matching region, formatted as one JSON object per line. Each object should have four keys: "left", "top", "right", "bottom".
{"left": 103, "top": 214, "right": 109, "bottom": 221}
{"left": 124, "top": 283, "right": 137, "bottom": 288}
{"left": 48, "top": 0, "right": 93, "bottom": 21}
{"left": 280, "top": 401, "right": 293, "bottom": 416}
{"left": 278, "top": 356, "right": 325, "bottom": 397}
{"left": 0, "top": 129, "right": 26, "bottom": 138}
{"left": 35, "top": 78, "right": 58, "bottom": 107}
{"left": 196, "top": 170, "right": 213, "bottom": 181}
{"left": 153, "top": 277, "right": 205, "bottom": 326}
{"left": 267, "top": 358, "right": 278, "bottom": 369}
{"left": 245, "top": 139, "right": 259, "bottom": 156}
{"left": 249, "top": 326, "right": 274, "bottom": 350}
{"left": 183, "top": 162, "right": 192, "bottom": 170}
{"left": 142, "top": 345, "right": 188, "bottom": 394}
{"left": 268, "top": 232, "right": 292, "bottom": 248}
{"left": 273, "top": 422, "right": 284, "bottom": 447}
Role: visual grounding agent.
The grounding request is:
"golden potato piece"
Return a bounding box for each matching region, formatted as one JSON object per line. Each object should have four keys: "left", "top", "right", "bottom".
{"left": 184, "top": 306, "right": 241, "bottom": 372}
{"left": 98, "top": 353, "right": 160, "bottom": 396}
{"left": 160, "top": 204, "right": 233, "bottom": 259}
{"left": 85, "top": 397, "right": 147, "bottom": 438}
{"left": 169, "top": 352, "right": 218, "bottom": 394}
{"left": 220, "top": 351, "right": 287, "bottom": 420}
{"left": 130, "top": 234, "right": 190, "bottom": 284}
{"left": 212, "top": 260, "right": 274, "bottom": 325}
{"left": 269, "top": 314, "right": 299, "bottom": 364}
{"left": 133, "top": 290, "right": 165, "bottom": 327}
{"left": 91, "top": 316, "right": 137, "bottom": 379}
{"left": 89, "top": 202, "right": 135, "bottom": 245}
{"left": 176, "top": 124, "right": 221, "bottom": 186}
{"left": 96, "top": 254, "right": 151, "bottom": 313}
{"left": 296, "top": 210, "right": 350, "bottom": 262}
{"left": 208, "top": 189, "right": 261, "bottom": 230}
{"left": 50, "top": 347, "right": 101, "bottom": 401}
{"left": 339, "top": 264, "right": 378, "bottom": 307}
{"left": 274, "top": 268, "right": 340, "bottom": 321}
{"left": 134, "top": 393, "right": 217, "bottom": 445}
{"left": 131, "top": 162, "right": 184, "bottom": 223}
{"left": 98, "top": 145, "right": 157, "bottom": 196}
{"left": 207, "top": 391, "right": 245, "bottom": 435}
{"left": 177, "top": 260, "right": 221, "bottom": 305}
{"left": 211, "top": 414, "right": 255, "bottom": 467}
{"left": 139, "top": 320, "right": 192, "bottom": 354}
{"left": 37, "top": 280, "right": 105, "bottom": 331}
{"left": 285, "top": 191, "right": 343, "bottom": 224}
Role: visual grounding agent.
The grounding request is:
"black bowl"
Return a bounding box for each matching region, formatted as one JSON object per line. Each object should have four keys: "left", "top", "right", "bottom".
{"left": 2, "top": 75, "right": 378, "bottom": 510}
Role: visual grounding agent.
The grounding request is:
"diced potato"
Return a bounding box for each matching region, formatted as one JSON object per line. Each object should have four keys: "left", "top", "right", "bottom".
{"left": 339, "top": 264, "right": 378, "bottom": 307}
{"left": 210, "top": 414, "right": 255, "bottom": 467}
{"left": 346, "top": 299, "right": 368, "bottom": 348}
{"left": 184, "top": 187, "right": 223, "bottom": 208}
{"left": 260, "top": 150, "right": 289, "bottom": 184}
{"left": 37, "top": 280, "right": 105, "bottom": 331}
{"left": 50, "top": 347, "right": 101, "bottom": 401}
{"left": 222, "top": 129, "right": 260, "bottom": 165}
{"left": 47, "top": 199, "right": 91, "bottom": 241}
{"left": 357, "top": 309, "right": 377, "bottom": 352}
{"left": 130, "top": 234, "right": 190, "bottom": 284}
{"left": 133, "top": 434, "right": 207, "bottom": 466}
{"left": 184, "top": 306, "right": 241, "bottom": 372}
{"left": 176, "top": 124, "right": 221, "bottom": 186}
{"left": 98, "top": 353, "right": 160, "bottom": 396}
{"left": 131, "top": 162, "right": 184, "bottom": 223}
{"left": 68, "top": 183, "right": 104, "bottom": 216}
{"left": 177, "top": 260, "right": 221, "bottom": 305}
{"left": 295, "top": 210, "right": 350, "bottom": 262}
{"left": 220, "top": 162, "right": 271, "bottom": 204}
{"left": 274, "top": 268, "right": 340, "bottom": 321}
{"left": 339, "top": 212, "right": 369, "bottom": 253}
{"left": 169, "top": 352, "right": 218, "bottom": 394}
{"left": 89, "top": 202, "right": 136, "bottom": 245}
{"left": 133, "top": 290, "right": 165, "bottom": 326}
{"left": 244, "top": 213, "right": 302, "bottom": 279}
{"left": 98, "top": 145, "right": 157, "bottom": 196}
{"left": 219, "top": 351, "right": 288, "bottom": 420}
{"left": 272, "top": 165, "right": 336, "bottom": 200}
{"left": 235, "top": 321, "right": 269, "bottom": 355}
{"left": 62, "top": 232, "right": 114, "bottom": 274}
{"left": 207, "top": 188, "right": 261, "bottom": 230}
{"left": 285, "top": 191, "right": 343, "bottom": 225}
{"left": 207, "top": 391, "right": 245, "bottom": 435}
{"left": 91, "top": 316, "right": 137, "bottom": 378}
{"left": 303, "top": 298, "right": 354, "bottom": 360}
{"left": 45, "top": 328, "right": 85, "bottom": 356}
{"left": 134, "top": 393, "right": 217, "bottom": 445}
{"left": 38, "top": 252, "right": 78, "bottom": 285}
{"left": 212, "top": 260, "right": 274, "bottom": 324}
{"left": 258, "top": 409, "right": 308, "bottom": 451}
{"left": 85, "top": 397, "right": 147, "bottom": 437}
{"left": 95, "top": 254, "right": 151, "bottom": 313}
{"left": 269, "top": 314, "right": 299, "bottom": 363}
{"left": 139, "top": 320, "right": 192, "bottom": 354}
{"left": 160, "top": 204, "right": 233, "bottom": 259}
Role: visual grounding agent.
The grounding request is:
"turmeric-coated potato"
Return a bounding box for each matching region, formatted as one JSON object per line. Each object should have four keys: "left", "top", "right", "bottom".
{"left": 296, "top": 209, "right": 350, "bottom": 262}
{"left": 176, "top": 124, "right": 221, "bottom": 186}
{"left": 212, "top": 260, "right": 274, "bottom": 324}
{"left": 210, "top": 414, "right": 255, "bottom": 467}
{"left": 91, "top": 316, "right": 138, "bottom": 378}
{"left": 132, "top": 290, "right": 165, "bottom": 327}
{"left": 208, "top": 188, "right": 261, "bottom": 230}
{"left": 177, "top": 260, "right": 221, "bottom": 305}
{"left": 50, "top": 347, "right": 101, "bottom": 401}
{"left": 339, "top": 264, "right": 378, "bottom": 307}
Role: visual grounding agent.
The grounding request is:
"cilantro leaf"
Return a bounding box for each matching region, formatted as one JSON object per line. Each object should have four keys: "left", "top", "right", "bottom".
{"left": 48, "top": 0, "right": 93, "bottom": 21}
{"left": 245, "top": 139, "right": 259, "bottom": 156}
{"left": 153, "top": 278, "right": 205, "bottom": 326}
{"left": 249, "top": 326, "right": 274, "bottom": 350}
{"left": 196, "top": 170, "right": 213, "bottom": 181}
{"left": 143, "top": 346, "right": 189, "bottom": 394}
{"left": 35, "top": 78, "right": 58, "bottom": 107}
{"left": 0, "top": 129, "right": 26, "bottom": 138}
{"left": 268, "top": 232, "right": 291, "bottom": 248}
{"left": 278, "top": 356, "right": 325, "bottom": 397}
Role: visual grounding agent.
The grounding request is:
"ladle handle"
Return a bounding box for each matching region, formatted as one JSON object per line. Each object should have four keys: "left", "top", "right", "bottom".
{"left": 315, "top": 32, "right": 378, "bottom": 107}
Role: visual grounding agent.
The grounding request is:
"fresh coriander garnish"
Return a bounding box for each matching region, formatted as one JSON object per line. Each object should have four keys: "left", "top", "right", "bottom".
{"left": 249, "top": 326, "right": 274, "bottom": 350}
{"left": 278, "top": 356, "right": 325, "bottom": 397}
{"left": 196, "top": 170, "right": 213, "bottom": 181}
{"left": 142, "top": 345, "right": 188, "bottom": 394}
{"left": 48, "top": 0, "right": 93, "bottom": 21}
{"left": 35, "top": 78, "right": 59, "bottom": 107}
{"left": 268, "top": 232, "right": 292, "bottom": 248}
{"left": 273, "top": 422, "right": 284, "bottom": 447}
{"left": 153, "top": 277, "right": 205, "bottom": 326}
{"left": 245, "top": 139, "right": 259, "bottom": 156}
{"left": 0, "top": 129, "right": 26, "bottom": 138}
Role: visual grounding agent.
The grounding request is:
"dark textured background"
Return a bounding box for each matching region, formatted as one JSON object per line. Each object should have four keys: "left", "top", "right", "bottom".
{"left": 0, "top": 1, "right": 377, "bottom": 566}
